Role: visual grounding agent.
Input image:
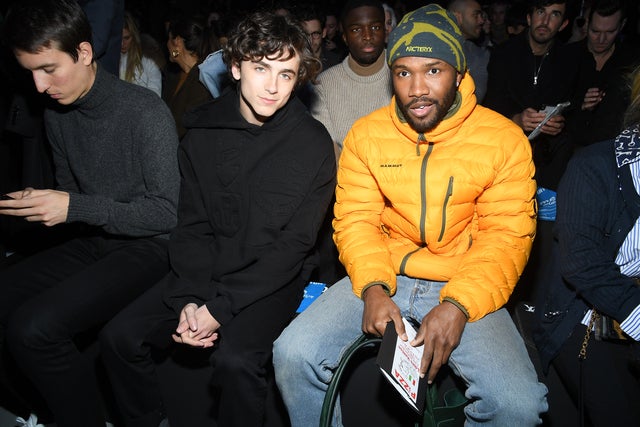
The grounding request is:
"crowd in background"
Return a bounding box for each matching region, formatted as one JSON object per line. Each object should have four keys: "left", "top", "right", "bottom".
{"left": 1, "top": 0, "right": 640, "bottom": 426}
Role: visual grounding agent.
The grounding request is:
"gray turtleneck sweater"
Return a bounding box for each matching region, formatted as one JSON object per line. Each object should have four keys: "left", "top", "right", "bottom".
{"left": 44, "top": 65, "right": 180, "bottom": 238}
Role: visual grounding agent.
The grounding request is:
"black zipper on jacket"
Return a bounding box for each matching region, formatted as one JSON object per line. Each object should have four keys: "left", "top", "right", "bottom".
{"left": 399, "top": 247, "right": 421, "bottom": 275}
{"left": 438, "top": 176, "right": 454, "bottom": 242}
{"left": 419, "top": 141, "right": 434, "bottom": 244}
{"left": 401, "top": 134, "right": 434, "bottom": 275}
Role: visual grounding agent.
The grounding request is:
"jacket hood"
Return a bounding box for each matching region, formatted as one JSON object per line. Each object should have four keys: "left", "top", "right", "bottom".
{"left": 182, "top": 87, "right": 306, "bottom": 134}
{"left": 391, "top": 71, "right": 477, "bottom": 144}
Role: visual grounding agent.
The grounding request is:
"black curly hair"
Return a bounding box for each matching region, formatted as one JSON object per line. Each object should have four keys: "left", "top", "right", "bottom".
{"left": 223, "top": 10, "right": 321, "bottom": 88}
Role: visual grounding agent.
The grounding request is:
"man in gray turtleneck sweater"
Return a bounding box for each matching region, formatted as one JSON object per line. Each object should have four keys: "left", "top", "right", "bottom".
{"left": 0, "top": 1, "right": 179, "bottom": 426}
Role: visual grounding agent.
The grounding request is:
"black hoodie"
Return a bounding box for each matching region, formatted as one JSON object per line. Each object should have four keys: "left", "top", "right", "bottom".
{"left": 163, "top": 88, "right": 336, "bottom": 324}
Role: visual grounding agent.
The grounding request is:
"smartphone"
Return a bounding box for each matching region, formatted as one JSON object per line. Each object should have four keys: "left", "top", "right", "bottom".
{"left": 1, "top": 194, "right": 14, "bottom": 200}
{"left": 529, "top": 101, "right": 571, "bottom": 141}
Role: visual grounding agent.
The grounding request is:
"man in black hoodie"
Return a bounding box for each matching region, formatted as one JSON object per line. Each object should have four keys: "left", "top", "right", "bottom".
{"left": 100, "top": 10, "right": 336, "bottom": 427}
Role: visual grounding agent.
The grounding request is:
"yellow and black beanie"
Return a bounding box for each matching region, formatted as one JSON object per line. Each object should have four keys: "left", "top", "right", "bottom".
{"left": 387, "top": 4, "right": 467, "bottom": 73}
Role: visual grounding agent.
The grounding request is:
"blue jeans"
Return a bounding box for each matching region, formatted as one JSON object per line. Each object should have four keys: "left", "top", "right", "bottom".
{"left": 273, "top": 276, "right": 548, "bottom": 426}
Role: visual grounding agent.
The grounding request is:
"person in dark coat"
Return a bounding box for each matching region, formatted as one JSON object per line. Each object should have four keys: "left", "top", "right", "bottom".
{"left": 533, "top": 64, "right": 640, "bottom": 427}
{"left": 484, "top": 0, "right": 579, "bottom": 305}
{"left": 564, "top": 0, "right": 640, "bottom": 148}
{"left": 162, "top": 13, "right": 218, "bottom": 139}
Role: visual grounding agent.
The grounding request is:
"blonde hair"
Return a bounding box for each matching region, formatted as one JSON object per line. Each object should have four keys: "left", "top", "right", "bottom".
{"left": 624, "top": 64, "right": 640, "bottom": 128}
{"left": 122, "top": 12, "right": 143, "bottom": 83}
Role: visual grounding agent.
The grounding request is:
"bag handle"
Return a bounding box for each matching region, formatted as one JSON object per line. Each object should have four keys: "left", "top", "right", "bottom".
{"left": 319, "top": 335, "right": 382, "bottom": 427}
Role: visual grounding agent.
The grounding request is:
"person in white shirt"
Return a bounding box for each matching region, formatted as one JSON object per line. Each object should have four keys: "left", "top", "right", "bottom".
{"left": 119, "top": 11, "right": 161, "bottom": 96}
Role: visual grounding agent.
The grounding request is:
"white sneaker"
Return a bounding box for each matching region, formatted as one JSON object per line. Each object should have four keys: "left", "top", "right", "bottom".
{"left": 15, "top": 414, "right": 44, "bottom": 427}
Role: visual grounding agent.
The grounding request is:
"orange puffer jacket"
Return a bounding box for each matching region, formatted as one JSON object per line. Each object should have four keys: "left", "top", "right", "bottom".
{"left": 333, "top": 74, "right": 536, "bottom": 322}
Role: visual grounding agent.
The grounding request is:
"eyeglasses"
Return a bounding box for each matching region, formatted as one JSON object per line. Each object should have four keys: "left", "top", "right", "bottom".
{"left": 306, "top": 31, "right": 322, "bottom": 39}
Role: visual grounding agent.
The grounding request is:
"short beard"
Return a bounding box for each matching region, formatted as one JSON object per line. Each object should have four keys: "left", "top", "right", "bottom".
{"left": 397, "top": 82, "right": 457, "bottom": 133}
{"left": 530, "top": 26, "right": 554, "bottom": 45}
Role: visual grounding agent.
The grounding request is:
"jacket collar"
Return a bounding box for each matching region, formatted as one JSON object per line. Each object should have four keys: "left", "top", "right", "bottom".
{"left": 183, "top": 86, "right": 306, "bottom": 134}
{"left": 615, "top": 126, "right": 640, "bottom": 168}
{"left": 390, "top": 71, "right": 477, "bottom": 144}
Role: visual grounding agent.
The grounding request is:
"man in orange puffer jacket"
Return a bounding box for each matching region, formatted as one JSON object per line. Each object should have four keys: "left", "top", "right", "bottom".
{"left": 274, "top": 4, "right": 548, "bottom": 426}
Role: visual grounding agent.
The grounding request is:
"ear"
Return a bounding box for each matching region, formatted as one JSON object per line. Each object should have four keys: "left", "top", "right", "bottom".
{"left": 559, "top": 18, "right": 569, "bottom": 32}
{"left": 322, "top": 27, "right": 327, "bottom": 39}
{"left": 456, "top": 71, "right": 462, "bottom": 87}
{"left": 526, "top": 13, "right": 531, "bottom": 28}
{"left": 78, "top": 41, "right": 93, "bottom": 65}
{"left": 453, "top": 11, "right": 463, "bottom": 25}
{"left": 168, "top": 36, "right": 184, "bottom": 52}
{"left": 231, "top": 61, "right": 241, "bottom": 81}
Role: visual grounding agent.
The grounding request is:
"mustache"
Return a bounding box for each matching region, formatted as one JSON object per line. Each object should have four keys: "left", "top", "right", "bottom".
{"left": 405, "top": 96, "right": 439, "bottom": 109}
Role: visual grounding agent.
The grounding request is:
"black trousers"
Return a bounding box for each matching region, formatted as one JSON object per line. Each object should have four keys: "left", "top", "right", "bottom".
{"left": 553, "top": 322, "right": 640, "bottom": 427}
{"left": 0, "top": 234, "right": 169, "bottom": 427}
{"left": 100, "top": 273, "right": 302, "bottom": 427}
